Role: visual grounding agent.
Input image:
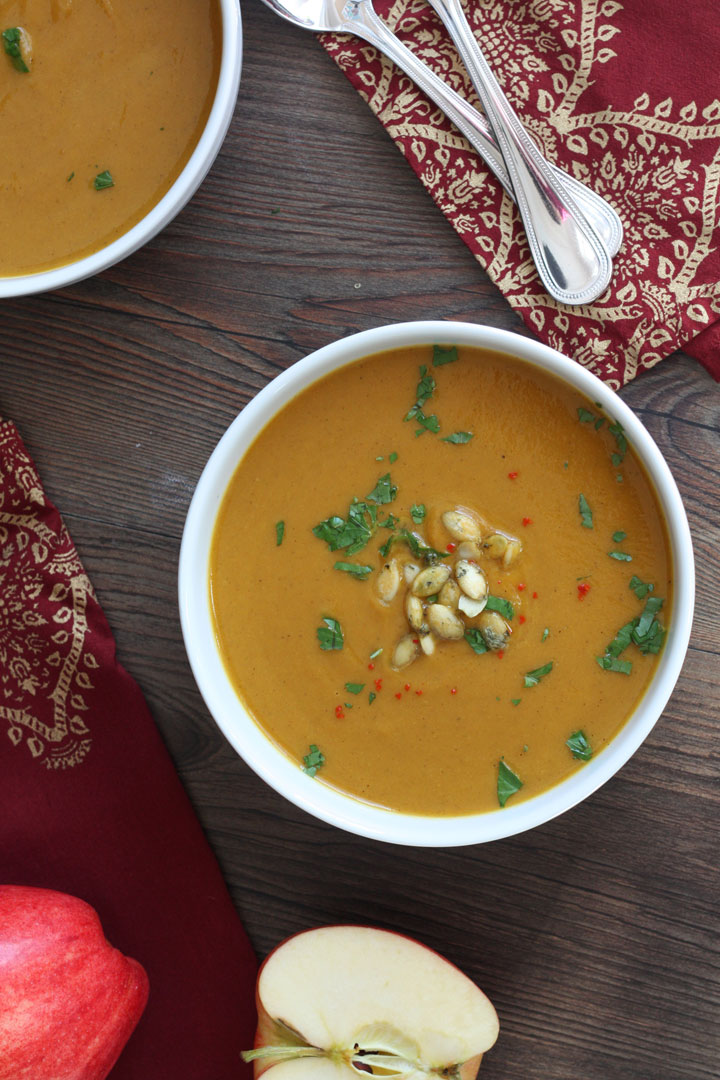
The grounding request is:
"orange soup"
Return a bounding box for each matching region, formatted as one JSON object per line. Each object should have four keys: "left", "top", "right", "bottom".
{"left": 0, "top": 0, "right": 221, "bottom": 276}
{"left": 210, "top": 346, "right": 672, "bottom": 816}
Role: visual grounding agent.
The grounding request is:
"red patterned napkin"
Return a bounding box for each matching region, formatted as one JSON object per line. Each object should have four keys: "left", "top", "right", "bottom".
{"left": 322, "top": 0, "right": 720, "bottom": 386}
{"left": 0, "top": 421, "right": 256, "bottom": 1079}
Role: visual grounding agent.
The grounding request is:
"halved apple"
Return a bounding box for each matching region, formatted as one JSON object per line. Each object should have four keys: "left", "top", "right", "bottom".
{"left": 243, "top": 925, "right": 499, "bottom": 1079}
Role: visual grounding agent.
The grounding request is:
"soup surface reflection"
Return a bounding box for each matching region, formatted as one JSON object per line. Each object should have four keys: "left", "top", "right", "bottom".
{"left": 210, "top": 346, "right": 671, "bottom": 816}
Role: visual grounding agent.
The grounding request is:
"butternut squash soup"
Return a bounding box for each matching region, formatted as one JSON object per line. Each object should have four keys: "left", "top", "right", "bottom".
{"left": 0, "top": 0, "right": 220, "bottom": 276}
{"left": 209, "top": 346, "right": 672, "bottom": 816}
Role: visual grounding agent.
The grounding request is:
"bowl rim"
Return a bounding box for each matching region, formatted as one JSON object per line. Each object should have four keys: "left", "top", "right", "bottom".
{"left": 0, "top": 0, "right": 242, "bottom": 299}
{"left": 178, "top": 321, "right": 695, "bottom": 847}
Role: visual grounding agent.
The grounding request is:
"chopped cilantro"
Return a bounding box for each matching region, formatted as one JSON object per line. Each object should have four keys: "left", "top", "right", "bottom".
{"left": 366, "top": 473, "right": 398, "bottom": 505}
{"left": 334, "top": 561, "right": 373, "bottom": 579}
{"left": 609, "top": 551, "right": 633, "bottom": 561}
{"left": 486, "top": 595, "right": 514, "bottom": 620}
{"left": 442, "top": 431, "right": 474, "bottom": 444}
{"left": 497, "top": 760, "right": 523, "bottom": 807}
{"left": 523, "top": 661, "right": 553, "bottom": 687}
{"left": 578, "top": 493, "right": 593, "bottom": 529}
{"left": 275, "top": 520, "right": 285, "bottom": 546}
{"left": 415, "top": 365, "right": 436, "bottom": 408}
{"left": 577, "top": 407, "right": 596, "bottom": 423}
{"left": 317, "top": 617, "right": 343, "bottom": 651}
{"left": 413, "top": 411, "right": 441, "bottom": 437}
{"left": 465, "top": 629, "right": 488, "bottom": 655}
{"left": 344, "top": 682, "right": 365, "bottom": 694}
{"left": 629, "top": 575, "right": 654, "bottom": 600}
{"left": 368, "top": 691, "right": 376, "bottom": 705}
{"left": 608, "top": 421, "right": 627, "bottom": 462}
{"left": 94, "top": 170, "right": 114, "bottom": 190}
{"left": 432, "top": 345, "right": 458, "bottom": 366}
{"left": 302, "top": 744, "right": 325, "bottom": 777}
{"left": 2, "top": 28, "right": 29, "bottom": 72}
{"left": 613, "top": 530, "right": 627, "bottom": 543}
{"left": 378, "top": 534, "right": 395, "bottom": 559}
{"left": 541, "top": 627, "right": 549, "bottom": 642}
{"left": 597, "top": 655, "right": 633, "bottom": 674}
{"left": 511, "top": 698, "right": 521, "bottom": 706}
{"left": 594, "top": 417, "right": 606, "bottom": 430}
{"left": 399, "top": 528, "right": 447, "bottom": 562}
{"left": 389, "top": 451, "right": 398, "bottom": 464}
{"left": 410, "top": 503, "right": 426, "bottom": 524}
{"left": 313, "top": 498, "right": 377, "bottom": 555}
{"left": 566, "top": 730, "right": 593, "bottom": 761}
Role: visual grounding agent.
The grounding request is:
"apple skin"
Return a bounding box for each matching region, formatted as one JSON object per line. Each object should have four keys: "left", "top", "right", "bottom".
{"left": 0, "top": 885, "right": 149, "bottom": 1080}
{"left": 249, "top": 925, "right": 498, "bottom": 1080}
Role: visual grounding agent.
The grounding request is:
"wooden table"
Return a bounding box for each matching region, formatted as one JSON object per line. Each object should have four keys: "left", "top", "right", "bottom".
{"left": 2, "top": 6, "right": 718, "bottom": 1079}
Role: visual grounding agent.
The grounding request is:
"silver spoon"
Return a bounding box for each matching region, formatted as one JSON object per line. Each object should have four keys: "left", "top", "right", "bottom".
{"left": 260, "top": 0, "right": 622, "bottom": 287}
{"left": 425, "top": 0, "right": 614, "bottom": 305}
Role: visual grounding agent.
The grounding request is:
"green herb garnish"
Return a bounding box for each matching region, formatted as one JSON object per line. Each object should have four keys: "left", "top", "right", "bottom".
{"left": 344, "top": 682, "right": 365, "bottom": 694}
{"left": 577, "top": 407, "right": 595, "bottom": 423}
{"left": 597, "top": 655, "right": 633, "bottom": 674}
{"left": 442, "top": 431, "right": 474, "bottom": 444}
{"left": 629, "top": 575, "right": 654, "bottom": 600}
{"left": 333, "top": 561, "right": 373, "bottom": 579}
{"left": 465, "top": 629, "right": 488, "bottom": 655}
{"left": 366, "top": 473, "right": 397, "bottom": 505}
{"left": 485, "top": 595, "right": 514, "bottom": 620}
{"left": 368, "top": 691, "right": 376, "bottom": 705}
{"left": 523, "top": 661, "right": 553, "bottom": 687}
{"left": 410, "top": 503, "right": 426, "bottom": 524}
{"left": 275, "top": 520, "right": 285, "bottom": 546}
{"left": 432, "top": 345, "right": 458, "bottom": 366}
{"left": 317, "top": 617, "right": 343, "bottom": 651}
{"left": 566, "top": 730, "right": 593, "bottom": 761}
{"left": 578, "top": 493, "right": 593, "bottom": 529}
{"left": 613, "top": 530, "right": 627, "bottom": 543}
{"left": 609, "top": 551, "right": 633, "bottom": 561}
{"left": 2, "top": 28, "right": 29, "bottom": 72}
{"left": 598, "top": 593, "right": 665, "bottom": 672}
{"left": 94, "top": 170, "right": 114, "bottom": 190}
{"left": 302, "top": 744, "right": 325, "bottom": 777}
{"left": 608, "top": 421, "right": 627, "bottom": 463}
{"left": 413, "top": 411, "right": 441, "bottom": 437}
{"left": 541, "top": 627, "right": 549, "bottom": 642}
{"left": 497, "top": 760, "right": 523, "bottom": 807}
{"left": 313, "top": 498, "right": 377, "bottom": 555}
{"left": 511, "top": 698, "right": 521, "bottom": 706}
{"left": 398, "top": 528, "right": 448, "bottom": 563}
{"left": 389, "top": 451, "right": 398, "bottom": 464}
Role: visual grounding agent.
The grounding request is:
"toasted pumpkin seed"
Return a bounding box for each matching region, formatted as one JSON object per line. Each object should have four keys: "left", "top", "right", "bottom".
{"left": 502, "top": 539, "right": 522, "bottom": 568}
{"left": 478, "top": 610, "right": 510, "bottom": 650}
{"left": 420, "top": 633, "right": 436, "bottom": 656}
{"left": 427, "top": 603, "right": 465, "bottom": 640}
{"left": 442, "top": 508, "right": 483, "bottom": 541}
{"left": 455, "top": 559, "right": 488, "bottom": 601}
{"left": 405, "top": 593, "right": 426, "bottom": 631}
{"left": 483, "top": 533, "right": 508, "bottom": 559}
{"left": 403, "top": 561, "right": 421, "bottom": 586}
{"left": 458, "top": 594, "right": 488, "bottom": 618}
{"left": 438, "top": 579, "right": 461, "bottom": 609}
{"left": 391, "top": 634, "right": 419, "bottom": 670}
{"left": 412, "top": 564, "right": 452, "bottom": 597}
{"left": 375, "top": 559, "right": 401, "bottom": 604}
{"left": 456, "top": 540, "right": 483, "bottom": 560}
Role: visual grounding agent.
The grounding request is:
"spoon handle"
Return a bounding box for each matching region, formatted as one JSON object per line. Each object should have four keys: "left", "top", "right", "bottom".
{"left": 421, "top": 0, "right": 613, "bottom": 305}
{"left": 339, "top": 2, "right": 621, "bottom": 269}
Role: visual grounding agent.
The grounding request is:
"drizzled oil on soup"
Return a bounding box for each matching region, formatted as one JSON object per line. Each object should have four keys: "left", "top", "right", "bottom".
{"left": 0, "top": 0, "right": 220, "bottom": 276}
{"left": 210, "top": 346, "right": 672, "bottom": 816}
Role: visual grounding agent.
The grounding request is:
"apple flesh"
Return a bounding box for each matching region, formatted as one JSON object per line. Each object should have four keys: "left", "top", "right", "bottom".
{"left": 244, "top": 925, "right": 499, "bottom": 1079}
{"left": 0, "top": 885, "right": 149, "bottom": 1080}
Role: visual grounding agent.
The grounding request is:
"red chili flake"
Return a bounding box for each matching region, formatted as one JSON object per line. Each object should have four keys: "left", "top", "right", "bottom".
{"left": 374, "top": 678, "right": 383, "bottom": 690}
{"left": 517, "top": 583, "right": 526, "bottom": 592}
{"left": 450, "top": 687, "right": 457, "bottom": 695}
{"left": 522, "top": 516, "right": 533, "bottom": 527}
{"left": 508, "top": 471, "right": 518, "bottom": 479}
{"left": 367, "top": 663, "right": 375, "bottom": 671}
{"left": 532, "top": 591, "right": 538, "bottom": 599}
{"left": 412, "top": 638, "right": 420, "bottom": 644}
{"left": 578, "top": 582, "right": 591, "bottom": 600}
{"left": 497, "top": 650, "right": 505, "bottom": 659}
{"left": 446, "top": 542, "right": 457, "bottom": 552}
{"left": 519, "top": 615, "right": 526, "bottom": 625}
{"left": 404, "top": 683, "right": 411, "bottom": 691}
{"left": 335, "top": 705, "right": 345, "bottom": 719}
{"left": 415, "top": 689, "right": 423, "bottom": 696}
{"left": 395, "top": 691, "right": 402, "bottom": 700}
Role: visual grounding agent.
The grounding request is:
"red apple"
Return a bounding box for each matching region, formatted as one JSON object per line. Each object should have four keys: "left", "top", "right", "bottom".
{"left": 0, "top": 885, "right": 149, "bottom": 1080}
{"left": 243, "top": 925, "right": 499, "bottom": 1079}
